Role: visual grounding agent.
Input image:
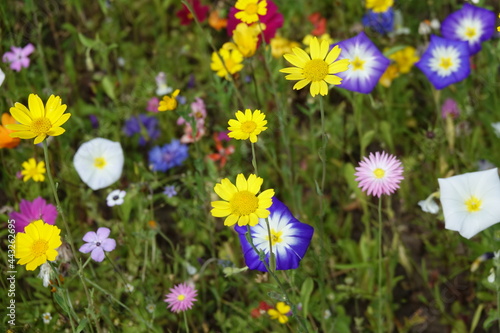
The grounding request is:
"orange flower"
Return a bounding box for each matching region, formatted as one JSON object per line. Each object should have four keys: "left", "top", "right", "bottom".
{"left": 0, "top": 113, "right": 21, "bottom": 148}
{"left": 208, "top": 10, "right": 227, "bottom": 31}
{"left": 308, "top": 12, "right": 327, "bottom": 36}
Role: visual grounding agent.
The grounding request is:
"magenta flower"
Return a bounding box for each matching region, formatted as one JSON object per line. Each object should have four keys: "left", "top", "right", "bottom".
{"left": 146, "top": 97, "right": 160, "bottom": 112}
{"left": 10, "top": 197, "right": 58, "bottom": 233}
{"left": 441, "top": 98, "right": 460, "bottom": 119}
{"left": 164, "top": 283, "right": 198, "bottom": 313}
{"left": 354, "top": 151, "right": 404, "bottom": 197}
{"left": 2, "top": 44, "right": 35, "bottom": 72}
{"left": 79, "top": 227, "right": 116, "bottom": 262}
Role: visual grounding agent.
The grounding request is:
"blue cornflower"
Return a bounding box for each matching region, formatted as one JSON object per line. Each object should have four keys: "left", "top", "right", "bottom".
{"left": 362, "top": 8, "right": 394, "bottom": 35}
{"left": 123, "top": 114, "right": 160, "bottom": 146}
{"left": 163, "top": 185, "right": 178, "bottom": 198}
{"left": 148, "top": 140, "right": 189, "bottom": 172}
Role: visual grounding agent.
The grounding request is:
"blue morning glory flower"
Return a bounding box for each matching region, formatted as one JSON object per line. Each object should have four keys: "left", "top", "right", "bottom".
{"left": 234, "top": 198, "right": 314, "bottom": 272}
{"left": 148, "top": 140, "right": 189, "bottom": 172}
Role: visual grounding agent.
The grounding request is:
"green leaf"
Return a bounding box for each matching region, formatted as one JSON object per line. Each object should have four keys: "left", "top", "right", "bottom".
{"left": 379, "top": 121, "right": 394, "bottom": 151}
{"left": 300, "top": 277, "right": 314, "bottom": 318}
{"left": 361, "top": 130, "right": 375, "bottom": 153}
{"left": 78, "top": 33, "right": 98, "bottom": 49}
{"left": 102, "top": 76, "right": 116, "bottom": 101}
{"left": 76, "top": 318, "right": 89, "bottom": 333}
{"left": 470, "top": 304, "right": 484, "bottom": 333}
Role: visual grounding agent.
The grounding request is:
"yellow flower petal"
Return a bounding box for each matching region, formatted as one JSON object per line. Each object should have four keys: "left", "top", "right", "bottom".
{"left": 224, "top": 214, "right": 239, "bottom": 226}
{"left": 293, "top": 79, "right": 311, "bottom": 90}
{"left": 28, "top": 94, "right": 45, "bottom": 119}
{"left": 236, "top": 173, "right": 248, "bottom": 191}
{"left": 325, "top": 45, "right": 342, "bottom": 64}
{"left": 310, "top": 37, "right": 320, "bottom": 59}
{"left": 238, "top": 214, "right": 250, "bottom": 226}
{"left": 10, "top": 106, "right": 33, "bottom": 125}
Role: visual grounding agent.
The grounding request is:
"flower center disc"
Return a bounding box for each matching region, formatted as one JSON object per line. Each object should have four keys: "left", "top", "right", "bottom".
{"left": 465, "top": 196, "right": 482, "bottom": 212}
{"left": 32, "top": 239, "right": 49, "bottom": 257}
{"left": 230, "top": 190, "right": 259, "bottom": 216}
{"left": 241, "top": 121, "right": 257, "bottom": 133}
{"left": 465, "top": 27, "right": 476, "bottom": 38}
{"left": 351, "top": 56, "right": 366, "bottom": 71}
{"left": 94, "top": 157, "right": 107, "bottom": 169}
{"left": 244, "top": 3, "right": 258, "bottom": 15}
{"left": 303, "top": 59, "right": 329, "bottom": 82}
{"left": 439, "top": 57, "right": 452, "bottom": 70}
{"left": 177, "top": 294, "right": 186, "bottom": 301}
{"left": 267, "top": 229, "right": 283, "bottom": 245}
{"left": 31, "top": 117, "right": 52, "bottom": 135}
{"left": 373, "top": 168, "right": 385, "bottom": 179}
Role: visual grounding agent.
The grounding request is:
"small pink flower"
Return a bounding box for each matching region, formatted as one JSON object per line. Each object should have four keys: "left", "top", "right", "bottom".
{"left": 79, "top": 227, "right": 116, "bottom": 262}
{"left": 2, "top": 44, "right": 35, "bottom": 72}
{"left": 146, "top": 97, "right": 160, "bottom": 112}
{"left": 441, "top": 98, "right": 460, "bottom": 119}
{"left": 164, "top": 283, "right": 198, "bottom": 313}
{"left": 354, "top": 151, "right": 404, "bottom": 197}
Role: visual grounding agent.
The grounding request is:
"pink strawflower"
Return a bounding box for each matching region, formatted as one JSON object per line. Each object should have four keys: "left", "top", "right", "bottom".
{"left": 2, "top": 44, "right": 35, "bottom": 72}
{"left": 354, "top": 151, "right": 404, "bottom": 197}
{"left": 79, "top": 227, "right": 116, "bottom": 262}
{"left": 164, "top": 283, "right": 198, "bottom": 313}
{"left": 10, "top": 197, "right": 58, "bottom": 233}
{"left": 146, "top": 97, "right": 160, "bottom": 112}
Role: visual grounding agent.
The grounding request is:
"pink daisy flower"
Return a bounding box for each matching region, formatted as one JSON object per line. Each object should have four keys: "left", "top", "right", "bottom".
{"left": 164, "top": 283, "right": 198, "bottom": 313}
{"left": 10, "top": 197, "right": 58, "bottom": 233}
{"left": 354, "top": 151, "right": 404, "bottom": 197}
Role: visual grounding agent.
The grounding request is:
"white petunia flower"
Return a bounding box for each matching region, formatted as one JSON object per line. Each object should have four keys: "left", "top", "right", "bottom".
{"left": 106, "top": 189, "right": 126, "bottom": 207}
{"left": 438, "top": 168, "right": 500, "bottom": 239}
{"left": 73, "top": 138, "right": 124, "bottom": 190}
{"left": 418, "top": 193, "right": 440, "bottom": 214}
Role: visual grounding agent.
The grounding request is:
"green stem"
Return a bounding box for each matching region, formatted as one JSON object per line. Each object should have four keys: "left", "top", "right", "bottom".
{"left": 377, "top": 196, "right": 383, "bottom": 333}
{"left": 183, "top": 311, "right": 190, "bottom": 333}
{"left": 264, "top": 218, "right": 275, "bottom": 273}
{"left": 251, "top": 142, "right": 258, "bottom": 175}
{"left": 48, "top": 262, "right": 78, "bottom": 333}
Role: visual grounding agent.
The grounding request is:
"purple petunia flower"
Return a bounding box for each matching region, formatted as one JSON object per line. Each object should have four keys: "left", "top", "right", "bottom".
{"left": 334, "top": 32, "right": 390, "bottom": 94}
{"left": 441, "top": 3, "right": 496, "bottom": 55}
{"left": 123, "top": 114, "right": 160, "bottom": 146}
{"left": 362, "top": 9, "right": 394, "bottom": 35}
{"left": 415, "top": 35, "right": 470, "bottom": 90}
{"left": 234, "top": 198, "right": 314, "bottom": 272}
{"left": 2, "top": 44, "right": 35, "bottom": 72}
{"left": 148, "top": 140, "right": 189, "bottom": 172}
{"left": 79, "top": 227, "right": 116, "bottom": 262}
{"left": 10, "top": 197, "right": 58, "bottom": 233}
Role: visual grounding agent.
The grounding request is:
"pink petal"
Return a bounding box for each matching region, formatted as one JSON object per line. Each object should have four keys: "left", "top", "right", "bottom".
{"left": 100, "top": 238, "right": 116, "bottom": 252}
{"left": 21, "top": 43, "right": 35, "bottom": 56}
{"left": 91, "top": 247, "right": 105, "bottom": 262}
{"left": 82, "top": 231, "right": 98, "bottom": 243}
{"left": 96, "top": 227, "right": 111, "bottom": 241}
{"left": 79, "top": 243, "right": 96, "bottom": 253}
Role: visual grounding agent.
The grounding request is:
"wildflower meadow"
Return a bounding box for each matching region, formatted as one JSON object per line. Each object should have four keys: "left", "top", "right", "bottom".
{"left": 2, "top": 0, "right": 500, "bottom": 332}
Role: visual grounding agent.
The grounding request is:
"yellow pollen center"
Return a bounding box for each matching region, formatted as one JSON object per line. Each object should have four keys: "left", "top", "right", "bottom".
{"left": 465, "top": 196, "right": 482, "bottom": 212}
{"left": 94, "top": 157, "right": 107, "bottom": 169}
{"left": 177, "top": 294, "right": 185, "bottom": 301}
{"left": 465, "top": 27, "right": 476, "bottom": 38}
{"left": 351, "top": 56, "right": 366, "bottom": 70}
{"left": 439, "top": 57, "right": 452, "bottom": 69}
{"left": 373, "top": 168, "right": 385, "bottom": 179}
{"left": 31, "top": 239, "right": 49, "bottom": 257}
{"left": 230, "top": 190, "right": 259, "bottom": 216}
{"left": 244, "top": 3, "right": 258, "bottom": 15}
{"left": 30, "top": 117, "right": 52, "bottom": 135}
{"left": 241, "top": 121, "right": 257, "bottom": 133}
{"left": 303, "top": 59, "right": 329, "bottom": 82}
{"left": 266, "top": 229, "right": 283, "bottom": 245}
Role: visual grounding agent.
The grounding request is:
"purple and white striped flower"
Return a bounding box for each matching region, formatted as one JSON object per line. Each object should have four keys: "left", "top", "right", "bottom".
{"left": 334, "top": 32, "right": 390, "bottom": 94}
{"left": 415, "top": 35, "right": 470, "bottom": 90}
{"left": 441, "top": 3, "right": 496, "bottom": 55}
{"left": 234, "top": 198, "right": 314, "bottom": 272}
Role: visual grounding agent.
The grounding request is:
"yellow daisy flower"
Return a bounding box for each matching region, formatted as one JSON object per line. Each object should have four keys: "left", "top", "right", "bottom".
{"left": 366, "top": 0, "right": 394, "bottom": 13}
{"left": 6, "top": 94, "right": 70, "bottom": 144}
{"left": 14, "top": 220, "right": 62, "bottom": 271}
{"left": 268, "top": 302, "right": 291, "bottom": 324}
{"left": 228, "top": 109, "right": 267, "bottom": 143}
{"left": 280, "top": 37, "right": 350, "bottom": 97}
{"left": 211, "top": 174, "right": 275, "bottom": 227}
{"left": 21, "top": 158, "right": 46, "bottom": 182}
{"left": 234, "top": 0, "right": 267, "bottom": 24}
{"left": 224, "top": 22, "right": 261, "bottom": 58}
{"left": 158, "top": 89, "right": 180, "bottom": 112}
{"left": 389, "top": 46, "right": 419, "bottom": 74}
{"left": 211, "top": 48, "right": 244, "bottom": 79}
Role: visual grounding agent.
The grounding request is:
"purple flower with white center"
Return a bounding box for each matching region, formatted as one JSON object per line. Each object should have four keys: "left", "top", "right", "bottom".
{"left": 163, "top": 185, "right": 177, "bottom": 198}
{"left": 79, "top": 227, "right": 116, "bottom": 262}
{"left": 415, "top": 35, "right": 470, "bottom": 90}
{"left": 148, "top": 140, "right": 189, "bottom": 172}
{"left": 334, "top": 32, "right": 390, "bottom": 94}
{"left": 362, "top": 9, "right": 394, "bottom": 35}
{"left": 441, "top": 3, "right": 496, "bottom": 55}
{"left": 441, "top": 98, "right": 460, "bottom": 119}
{"left": 234, "top": 198, "right": 314, "bottom": 272}
{"left": 123, "top": 114, "right": 160, "bottom": 146}
{"left": 2, "top": 44, "right": 35, "bottom": 72}
{"left": 10, "top": 197, "right": 58, "bottom": 233}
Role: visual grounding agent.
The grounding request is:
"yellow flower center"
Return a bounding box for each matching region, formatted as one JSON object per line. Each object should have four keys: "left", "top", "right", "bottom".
{"left": 30, "top": 117, "right": 52, "bottom": 135}
{"left": 373, "top": 168, "right": 385, "bottom": 179}
{"left": 439, "top": 57, "right": 452, "bottom": 70}
{"left": 244, "top": 3, "right": 258, "bottom": 15}
{"left": 177, "top": 294, "right": 185, "bottom": 301}
{"left": 94, "top": 157, "right": 107, "bottom": 169}
{"left": 465, "top": 196, "right": 482, "bottom": 212}
{"left": 28, "top": 166, "right": 42, "bottom": 177}
{"left": 465, "top": 27, "right": 476, "bottom": 38}
{"left": 303, "top": 59, "right": 329, "bottom": 82}
{"left": 351, "top": 56, "right": 366, "bottom": 71}
{"left": 31, "top": 239, "right": 49, "bottom": 257}
{"left": 267, "top": 229, "right": 283, "bottom": 245}
{"left": 230, "top": 190, "right": 259, "bottom": 216}
{"left": 241, "top": 121, "right": 257, "bottom": 133}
